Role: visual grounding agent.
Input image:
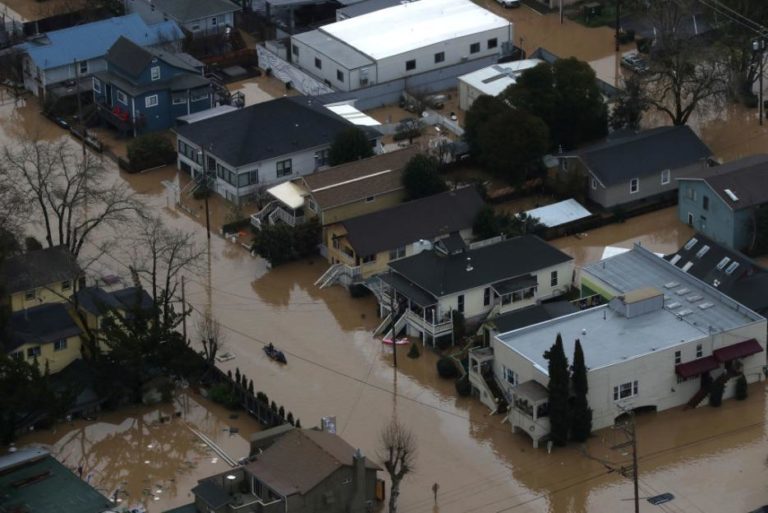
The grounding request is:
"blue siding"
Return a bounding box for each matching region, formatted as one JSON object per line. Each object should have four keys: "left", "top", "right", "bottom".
{"left": 677, "top": 180, "right": 748, "bottom": 250}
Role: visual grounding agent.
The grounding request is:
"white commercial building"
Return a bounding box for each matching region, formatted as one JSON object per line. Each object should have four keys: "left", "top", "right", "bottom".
{"left": 290, "top": 0, "right": 513, "bottom": 92}
{"left": 457, "top": 58, "right": 542, "bottom": 110}
{"left": 470, "top": 245, "right": 767, "bottom": 447}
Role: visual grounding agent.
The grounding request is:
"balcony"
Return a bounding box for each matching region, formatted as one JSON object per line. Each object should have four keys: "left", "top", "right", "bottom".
{"left": 505, "top": 380, "right": 551, "bottom": 448}
{"left": 96, "top": 102, "right": 144, "bottom": 132}
{"left": 269, "top": 206, "right": 305, "bottom": 227}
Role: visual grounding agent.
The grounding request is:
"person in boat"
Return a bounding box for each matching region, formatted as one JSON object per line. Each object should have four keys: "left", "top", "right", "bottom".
{"left": 266, "top": 343, "right": 274, "bottom": 352}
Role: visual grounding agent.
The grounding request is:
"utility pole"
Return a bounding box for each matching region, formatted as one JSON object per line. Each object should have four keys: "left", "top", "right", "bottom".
{"left": 753, "top": 37, "right": 766, "bottom": 126}
{"left": 74, "top": 58, "right": 86, "bottom": 158}
{"left": 559, "top": 0, "right": 563, "bottom": 24}
{"left": 615, "top": 0, "right": 621, "bottom": 53}
{"left": 388, "top": 270, "right": 398, "bottom": 369}
{"left": 611, "top": 408, "right": 639, "bottom": 513}
{"left": 181, "top": 275, "right": 187, "bottom": 343}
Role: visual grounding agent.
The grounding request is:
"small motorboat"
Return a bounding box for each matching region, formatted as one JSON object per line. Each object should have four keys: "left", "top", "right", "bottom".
{"left": 263, "top": 344, "right": 287, "bottom": 364}
{"left": 382, "top": 337, "right": 409, "bottom": 346}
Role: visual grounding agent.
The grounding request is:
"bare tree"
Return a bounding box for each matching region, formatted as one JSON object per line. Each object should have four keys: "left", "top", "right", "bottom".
{"left": 1, "top": 138, "right": 139, "bottom": 257}
{"left": 637, "top": 0, "right": 729, "bottom": 125}
{"left": 378, "top": 417, "right": 417, "bottom": 513}
{"left": 196, "top": 313, "right": 226, "bottom": 364}
{"left": 129, "top": 215, "right": 202, "bottom": 327}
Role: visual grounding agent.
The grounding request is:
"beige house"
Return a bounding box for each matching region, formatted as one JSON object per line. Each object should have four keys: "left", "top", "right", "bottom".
{"left": 7, "top": 303, "right": 83, "bottom": 374}
{"left": 316, "top": 186, "right": 485, "bottom": 288}
{"left": 1, "top": 246, "right": 84, "bottom": 313}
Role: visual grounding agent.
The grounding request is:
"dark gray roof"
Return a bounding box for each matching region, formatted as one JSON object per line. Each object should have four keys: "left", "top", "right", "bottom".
{"left": 0, "top": 246, "right": 81, "bottom": 294}
{"left": 94, "top": 69, "right": 208, "bottom": 97}
{"left": 174, "top": 96, "right": 372, "bottom": 167}
{"left": 574, "top": 126, "right": 712, "bottom": 187}
{"left": 666, "top": 234, "right": 768, "bottom": 315}
{"left": 192, "top": 480, "right": 232, "bottom": 509}
{"left": 389, "top": 235, "right": 573, "bottom": 298}
{"left": 378, "top": 272, "right": 437, "bottom": 307}
{"left": 75, "top": 286, "right": 123, "bottom": 315}
{"left": 337, "top": 0, "right": 404, "bottom": 19}
{"left": 341, "top": 186, "right": 485, "bottom": 257}
{"left": 106, "top": 36, "right": 199, "bottom": 77}
{"left": 699, "top": 154, "right": 768, "bottom": 210}
{"left": 149, "top": 0, "right": 239, "bottom": 22}
{"left": 111, "top": 287, "right": 154, "bottom": 312}
{"left": 7, "top": 303, "right": 81, "bottom": 352}
{"left": 489, "top": 301, "right": 578, "bottom": 333}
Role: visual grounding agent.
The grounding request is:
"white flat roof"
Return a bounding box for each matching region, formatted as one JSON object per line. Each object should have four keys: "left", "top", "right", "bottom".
{"left": 325, "top": 103, "right": 381, "bottom": 126}
{"left": 524, "top": 198, "right": 590, "bottom": 228}
{"left": 267, "top": 180, "right": 309, "bottom": 209}
{"left": 177, "top": 105, "right": 238, "bottom": 124}
{"left": 458, "top": 59, "right": 542, "bottom": 97}
{"left": 320, "top": 0, "right": 511, "bottom": 60}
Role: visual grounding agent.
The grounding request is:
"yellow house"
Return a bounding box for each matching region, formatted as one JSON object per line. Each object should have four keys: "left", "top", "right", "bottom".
{"left": 7, "top": 303, "right": 83, "bottom": 374}
{"left": 1, "top": 246, "right": 84, "bottom": 313}
{"left": 251, "top": 147, "right": 419, "bottom": 236}
{"left": 323, "top": 186, "right": 486, "bottom": 281}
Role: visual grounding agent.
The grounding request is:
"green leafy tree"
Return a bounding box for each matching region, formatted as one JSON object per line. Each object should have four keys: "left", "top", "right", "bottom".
{"left": 735, "top": 374, "right": 748, "bottom": 400}
{"left": 0, "top": 354, "right": 57, "bottom": 444}
{"left": 570, "top": 339, "right": 592, "bottom": 442}
{"left": 475, "top": 108, "right": 550, "bottom": 186}
{"left": 401, "top": 154, "right": 447, "bottom": 200}
{"left": 709, "top": 379, "right": 725, "bottom": 407}
{"left": 464, "top": 95, "right": 508, "bottom": 157}
{"left": 473, "top": 207, "right": 546, "bottom": 240}
{"left": 251, "top": 218, "right": 321, "bottom": 266}
{"left": 329, "top": 127, "right": 374, "bottom": 166}
{"left": 543, "top": 334, "right": 570, "bottom": 446}
{"left": 127, "top": 133, "right": 176, "bottom": 171}
{"left": 502, "top": 59, "right": 608, "bottom": 150}
{"left": 472, "top": 206, "right": 502, "bottom": 240}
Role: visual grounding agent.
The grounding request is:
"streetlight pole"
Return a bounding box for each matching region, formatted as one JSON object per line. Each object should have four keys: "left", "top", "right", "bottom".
{"left": 198, "top": 147, "right": 212, "bottom": 240}
{"left": 754, "top": 37, "right": 766, "bottom": 126}
{"left": 615, "top": 0, "right": 621, "bottom": 53}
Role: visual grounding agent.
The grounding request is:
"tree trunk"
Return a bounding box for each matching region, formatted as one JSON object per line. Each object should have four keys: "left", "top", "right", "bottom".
{"left": 388, "top": 478, "right": 401, "bottom": 513}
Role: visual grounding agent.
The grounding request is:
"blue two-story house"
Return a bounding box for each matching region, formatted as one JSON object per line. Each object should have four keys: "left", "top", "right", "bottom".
{"left": 93, "top": 37, "right": 213, "bottom": 136}
{"left": 677, "top": 154, "right": 768, "bottom": 252}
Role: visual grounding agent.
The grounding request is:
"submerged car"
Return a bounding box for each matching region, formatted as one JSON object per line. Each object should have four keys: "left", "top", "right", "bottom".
{"left": 621, "top": 53, "right": 649, "bottom": 73}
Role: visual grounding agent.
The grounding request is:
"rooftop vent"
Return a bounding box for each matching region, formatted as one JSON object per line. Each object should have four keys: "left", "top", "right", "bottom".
{"left": 724, "top": 188, "right": 739, "bottom": 201}
{"left": 466, "top": 257, "right": 473, "bottom": 272}
{"left": 667, "top": 301, "right": 681, "bottom": 309}
{"left": 698, "top": 302, "right": 714, "bottom": 310}
{"left": 686, "top": 294, "right": 703, "bottom": 302}
{"left": 677, "top": 309, "right": 693, "bottom": 317}
{"left": 664, "top": 281, "right": 680, "bottom": 289}
{"left": 675, "top": 287, "right": 691, "bottom": 295}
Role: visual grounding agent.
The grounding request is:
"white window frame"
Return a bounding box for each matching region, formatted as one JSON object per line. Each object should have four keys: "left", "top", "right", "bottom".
{"left": 145, "top": 94, "right": 159, "bottom": 108}
{"left": 92, "top": 77, "right": 101, "bottom": 93}
{"left": 388, "top": 246, "right": 406, "bottom": 261}
{"left": 24, "top": 289, "right": 35, "bottom": 301}
{"left": 661, "top": 168, "right": 670, "bottom": 185}
{"left": 150, "top": 66, "right": 161, "bottom": 81}
{"left": 172, "top": 95, "right": 187, "bottom": 105}
{"left": 27, "top": 346, "right": 41, "bottom": 359}
{"left": 276, "top": 159, "right": 293, "bottom": 177}
{"left": 629, "top": 178, "right": 639, "bottom": 194}
{"left": 54, "top": 339, "right": 68, "bottom": 351}
{"left": 696, "top": 344, "right": 703, "bottom": 358}
{"left": 674, "top": 350, "right": 681, "bottom": 364}
{"left": 116, "top": 90, "right": 128, "bottom": 105}
{"left": 79, "top": 60, "right": 88, "bottom": 75}
{"left": 503, "top": 365, "right": 517, "bottom": 386}
{"left": 613, "top": 380, "right": 638, "bottom": 401}
{"left": 591, "top": 178, "right": 597, "bottom": 190}
{"left": 191, "top": 91, "right": 208, "bottom": 102}
{"left": 550, "top": 270, "right": 558, "bottom": 287}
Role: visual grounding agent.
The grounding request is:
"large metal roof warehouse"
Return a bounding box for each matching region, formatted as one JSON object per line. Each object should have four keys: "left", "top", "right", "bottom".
{"left": 290, "top": 0, "right": 513, "bottom": 92}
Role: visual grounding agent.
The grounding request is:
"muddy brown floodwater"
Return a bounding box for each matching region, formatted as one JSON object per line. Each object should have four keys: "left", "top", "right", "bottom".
{"left": 4, "top": 58, "right": 768, "bottom": 512}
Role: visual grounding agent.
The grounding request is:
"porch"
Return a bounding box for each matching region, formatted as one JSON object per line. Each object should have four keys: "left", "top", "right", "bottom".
{"left": 251, "top": 180, "right": 309, "bottom": 230}
{"left": 491, "top": 274, "right": 538, "bottom": 313}
{"left": 468, "top": 347, "right": 508, "bottom": 413}
{"left": 504, "top": 380, "right": 551, "bottom": 448}
{"left": 96, "top": 102, "right": 144, "bottom": 134}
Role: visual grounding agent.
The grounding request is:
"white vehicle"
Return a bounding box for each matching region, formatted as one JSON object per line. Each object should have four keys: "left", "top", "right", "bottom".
{"left": 497, "top": 0, "right": 521, "bottom": 7}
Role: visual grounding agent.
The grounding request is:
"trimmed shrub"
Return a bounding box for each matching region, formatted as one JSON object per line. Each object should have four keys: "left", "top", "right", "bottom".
{"left": 126, "top": 133, "right": 176, "bottom": 172}
{"left": 735, "top": 374, "right": 748, "bottom": 400}
{"left": 407, "top": 343, "right": 421, "bottom": 359}
{"left": 209, "top": 383, "right": 240, "bottom": 409}
{"left": 455, "top": 375, "right": 471, "bottom": 396}
{"left": 709, "top": 380, "right": 725, "bottom": 407}
{"left": 437, "top": 357, "right": 459, "bottom": 379}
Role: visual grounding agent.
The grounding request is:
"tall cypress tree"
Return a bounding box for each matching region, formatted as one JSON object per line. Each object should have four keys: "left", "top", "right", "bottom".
{"left": 544, "top": 334, "right": 570, "bottom": 446}
{"left": 570, "top": 339, "right": 593, "bottom": 442}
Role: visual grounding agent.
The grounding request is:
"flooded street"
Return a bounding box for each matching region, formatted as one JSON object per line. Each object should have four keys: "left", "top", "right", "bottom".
{"left": 2, "top": 3, "right": 768, "bottom": 507}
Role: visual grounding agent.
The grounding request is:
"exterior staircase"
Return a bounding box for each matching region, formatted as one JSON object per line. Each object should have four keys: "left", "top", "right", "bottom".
{"left": 685, "top": 371, "right": 736, "bottom": 409}
{"left": 315, "top": 263, "right": 344, "bottom": 288}
{"left": 483, "top": 373, "right": 508, "bottom": 415}
{"left": 381, "top": 311, "right": 407, "bottom": 340}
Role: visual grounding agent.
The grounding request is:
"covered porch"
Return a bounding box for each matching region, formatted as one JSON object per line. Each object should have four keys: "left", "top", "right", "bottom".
{"left": 251, "top": 180, "right": 309, "bottom": 229}
{"left": 491, "top": 274, "right": 538, "bottom": 313}
{"left": 468, "top": 347, "right": 508, "bottom": 412}
{"left": 505, "top": 380, "right": 551, "bottom": 448}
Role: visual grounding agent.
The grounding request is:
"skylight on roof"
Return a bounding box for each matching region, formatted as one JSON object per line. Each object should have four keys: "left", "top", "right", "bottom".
{"left": 724, "top": 188, "right": 739, "bottom": 201}
{"left": 725, "top": 261, "right": 740, "bottom": 275}
{"left": 682, "top": 262, "right": 693, "bottom": 272}
{"left": 669, "top": 254, "right": 682, "bottom": 265}
{"left": 695, "top": 245, "right": 710, "bottom": 258}
{"left": 684, "top": 238, "right": 698, "bottom": 250}
{"left": 716, "top": 257, "right": 730, "bottom": 270}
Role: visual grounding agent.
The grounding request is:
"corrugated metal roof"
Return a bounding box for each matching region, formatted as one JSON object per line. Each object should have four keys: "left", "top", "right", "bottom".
{"left": 20, "top": 14, "right": 183, "bottom": 70}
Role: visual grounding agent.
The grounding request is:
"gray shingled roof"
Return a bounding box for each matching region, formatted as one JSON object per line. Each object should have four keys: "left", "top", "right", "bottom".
{"left": 489, "top": 301, "right": 578, "bottom": 334}
{"left": 174, "top": 97, "right": 375, "bottom": 167}
{"left": 700, "top": 155, "right": 768, "bottom": 210}
{"left": 574, "top": 126, "right": 712, "bottom": 187}
{"left": 149, "top": 0, "right": 239, "bottom": 23}
{"left": 7, "top": 303, "right": 82, "bottom": 352}
{"left": 0, "top": 246, "right": 81, "bottom": 294}
{"left": 106, "top": 36, "right": 200, "bottom": 77}
{"left": 192, "top": 481, "right": 232, "bottom": 509}
{"left": 389, "top": 235, "right": 572, "bottom": 298}
{"left": 341, "top": 186, "right": 485, "bottom": 257}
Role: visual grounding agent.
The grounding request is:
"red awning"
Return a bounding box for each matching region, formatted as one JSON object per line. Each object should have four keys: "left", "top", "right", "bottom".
{"left": 675, "top": 356, "right": 719, "bottom": 378}
{"left": 714, "top": 339, "right": 764, "bottom": 362}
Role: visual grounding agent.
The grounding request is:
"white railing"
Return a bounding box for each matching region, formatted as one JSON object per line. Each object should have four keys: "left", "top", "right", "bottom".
{"left": 250, "top": 200, "right": 279, "bottom": 229}
{"left": 270, "top": 206, "right": 304, "bottom": 226}
{"left": 405, "top": 310, "right": 452, "bottom": 337}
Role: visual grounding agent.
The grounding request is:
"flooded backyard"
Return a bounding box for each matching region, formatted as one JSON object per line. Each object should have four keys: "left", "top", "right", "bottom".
{"left": 2, "top": 4, "right": 768, "bottom": 508}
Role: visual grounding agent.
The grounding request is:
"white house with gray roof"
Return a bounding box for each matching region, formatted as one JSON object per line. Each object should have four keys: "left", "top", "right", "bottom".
{"left": 290, "top": 0, "right": 512, "bottom": 91}
{"left": 124, "top": 0, "right": 239, "bottom": 36}
{"left": 474, "top": 245, "right": 766, "bottom": 448}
